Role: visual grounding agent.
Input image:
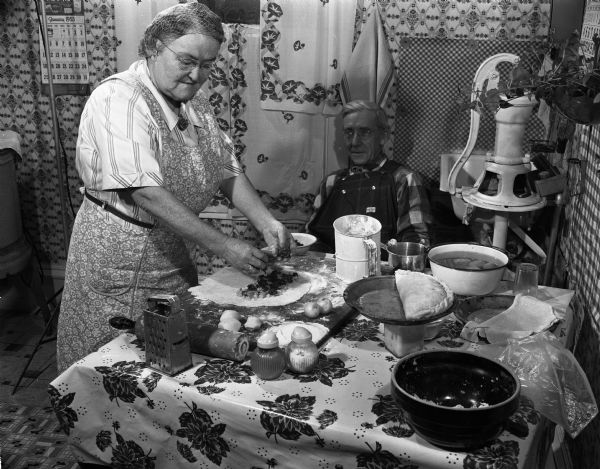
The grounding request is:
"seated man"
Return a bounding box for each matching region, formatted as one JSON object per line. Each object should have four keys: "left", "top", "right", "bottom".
{"left": 307, "top": 99, "right": 432, "bottom": 251}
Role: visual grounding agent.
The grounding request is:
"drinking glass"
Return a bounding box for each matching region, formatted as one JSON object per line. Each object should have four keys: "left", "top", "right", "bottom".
{"left": 513, "top": 263, "right": 539, "bottom": 297}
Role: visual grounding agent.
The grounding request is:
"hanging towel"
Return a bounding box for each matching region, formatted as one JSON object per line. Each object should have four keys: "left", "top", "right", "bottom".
{"left": 341, "top": 7, "right": 395, "bottom": 108}
{"left": 0, "top": 130, "right": 23, "bottom": 161}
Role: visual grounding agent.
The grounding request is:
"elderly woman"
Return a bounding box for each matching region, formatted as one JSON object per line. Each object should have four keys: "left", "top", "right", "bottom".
{"left": 57, "top": 3, "right": 292, "bottom": 372}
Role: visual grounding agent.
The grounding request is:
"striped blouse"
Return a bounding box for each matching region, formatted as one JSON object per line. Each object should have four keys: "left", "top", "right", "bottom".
{"left": 76, "top": 60, "right": 242, "bottom": 224}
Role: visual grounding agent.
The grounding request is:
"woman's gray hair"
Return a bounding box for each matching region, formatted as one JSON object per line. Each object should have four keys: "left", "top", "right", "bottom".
{"left": 138, "top": 3, "right": 224, "bottom": 58}
{"left": 342, "top": 100, "right": 389, "bottom": 133}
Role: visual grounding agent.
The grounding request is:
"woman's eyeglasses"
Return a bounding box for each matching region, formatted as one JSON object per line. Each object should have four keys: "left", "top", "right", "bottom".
{"left": 343, "top": 127, "right": 375, "bottom": 140}
{"left": 161, "top": 42, "right": 215, "bottom": 72}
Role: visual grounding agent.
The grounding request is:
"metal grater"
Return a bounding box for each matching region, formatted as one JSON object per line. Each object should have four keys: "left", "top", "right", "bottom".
{"left": 143, "top": 294, "right": 193, "bottom": 375}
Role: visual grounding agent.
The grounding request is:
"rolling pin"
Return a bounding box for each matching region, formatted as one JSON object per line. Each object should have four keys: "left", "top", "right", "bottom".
{"left": 109, "top": 316, "right": 250, "bottom": 362}
{"left": 188, "top": 325, "right": 250, "bottom": 362}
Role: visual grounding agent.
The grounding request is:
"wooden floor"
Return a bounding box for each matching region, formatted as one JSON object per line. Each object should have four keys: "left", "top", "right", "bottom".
{"left": 0, "top": 276, "right": 59, "bottom": 407}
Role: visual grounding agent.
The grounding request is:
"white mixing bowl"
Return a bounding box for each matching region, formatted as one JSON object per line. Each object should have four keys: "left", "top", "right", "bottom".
{"left": 428, "top": 243, "right": 509, "bottom": 296}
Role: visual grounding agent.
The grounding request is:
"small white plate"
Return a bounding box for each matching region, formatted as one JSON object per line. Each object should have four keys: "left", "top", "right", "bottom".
{"left": 267, "top": 321, "right": 328, "bottom": 347}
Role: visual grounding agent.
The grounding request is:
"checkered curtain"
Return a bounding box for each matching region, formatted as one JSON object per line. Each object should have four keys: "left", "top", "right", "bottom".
{"left": 559, "top": 124, "right": 600, "bottom": 466}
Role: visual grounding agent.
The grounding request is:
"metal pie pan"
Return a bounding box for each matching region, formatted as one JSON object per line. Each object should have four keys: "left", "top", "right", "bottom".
{"left": 451, "top": 294, "right": 515, "bottom": 325}
{"left": 343, "top": 275, "right": 453, "bottom": 325}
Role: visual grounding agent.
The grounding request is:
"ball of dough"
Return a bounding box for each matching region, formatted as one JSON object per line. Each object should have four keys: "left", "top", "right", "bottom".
{"left": 220, "top": 309, "right": 241, "bottom": 322}
{"left": 218, "top": 318, "right": 242, "bottom": 332}
{"left": 304, "top": 301, "right": 321, "bottom": 319}
{"left": 245, "top": 316, "right": 262, "bottom": 331}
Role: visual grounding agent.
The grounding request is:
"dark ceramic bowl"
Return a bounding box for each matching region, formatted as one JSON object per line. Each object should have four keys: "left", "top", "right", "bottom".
{"left": 391, "top": 349, "right": 520, "bottom": 450}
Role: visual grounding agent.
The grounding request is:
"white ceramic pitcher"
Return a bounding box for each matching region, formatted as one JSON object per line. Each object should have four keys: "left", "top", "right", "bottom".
{"left": 333, "top": 215, "right": 381, "bottom": 282}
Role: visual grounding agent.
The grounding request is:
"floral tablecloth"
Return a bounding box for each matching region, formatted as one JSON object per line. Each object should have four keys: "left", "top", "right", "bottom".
{"left": 49, "top": 282, "right": 575, "bottom": 469}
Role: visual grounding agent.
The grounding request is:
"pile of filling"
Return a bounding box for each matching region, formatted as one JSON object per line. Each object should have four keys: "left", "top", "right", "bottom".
{"left": 238, "top": 269, "right": 299, "bottom": 299}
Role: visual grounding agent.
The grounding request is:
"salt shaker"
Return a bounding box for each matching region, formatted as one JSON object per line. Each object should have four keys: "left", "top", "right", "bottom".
{"left": 285, "top": 326, "right": 319, "bottom": 373}
{"left": 251, "top": 331, "right": 286, "bottom": 380}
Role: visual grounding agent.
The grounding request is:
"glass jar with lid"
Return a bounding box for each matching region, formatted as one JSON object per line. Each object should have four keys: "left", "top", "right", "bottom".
{"left": 251, "top": 331, "right": 286, "bottom": 380}
{"left": 285, "top": 326, "right": 319, "bottom": 373}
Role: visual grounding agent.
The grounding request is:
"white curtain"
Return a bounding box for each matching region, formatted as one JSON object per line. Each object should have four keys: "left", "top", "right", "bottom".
{"left": 114, "top": 0, "right": 178, "bottom": 72}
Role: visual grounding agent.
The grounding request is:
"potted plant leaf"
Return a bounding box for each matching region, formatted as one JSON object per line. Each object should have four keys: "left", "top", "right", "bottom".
{"left": 457, "top": 30, "right": 600, "bottom": 126}
{"left": 535, "top": 30, "right": 600, "bottom": 125}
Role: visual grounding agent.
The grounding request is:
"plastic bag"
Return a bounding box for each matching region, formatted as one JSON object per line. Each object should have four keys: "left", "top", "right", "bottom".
{"left": 497, "top": 331, "right": 598, "bottom": 438}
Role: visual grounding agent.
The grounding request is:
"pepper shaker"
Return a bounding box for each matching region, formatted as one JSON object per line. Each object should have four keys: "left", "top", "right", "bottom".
{"left": 251, "top": 331, "right": 286, "bottom": 380}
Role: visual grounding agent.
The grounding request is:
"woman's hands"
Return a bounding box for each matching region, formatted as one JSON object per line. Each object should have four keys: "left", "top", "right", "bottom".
{"left": 219, "top": 237, "right": 270, "bottom": 276}
{"left": 220, "top": 175, "right": 293, "bottom": 259}
{"left": 219, "top": 221, "right": 293, "bottom": 276}
{"left": 129, "top": 185, "right": 292, "bottom": 276}
{"left": 221, "top": 221, "right": 292, "bottom": 276}
{"left": 130, "top": 186, "right": 270, "bottom": 276}
{"left": 261, "top": 220, "right": 293, "bottom": 258}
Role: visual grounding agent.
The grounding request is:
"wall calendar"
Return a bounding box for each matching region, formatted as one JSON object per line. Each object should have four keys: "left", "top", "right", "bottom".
{"left": 40, "top": 0, "right": 89, "bottom": 95}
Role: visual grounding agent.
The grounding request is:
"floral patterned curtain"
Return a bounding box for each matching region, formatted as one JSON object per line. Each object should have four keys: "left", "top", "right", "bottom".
{"left": 259, "top": 0, "right": 356, "bottom": 115}
{"left": 201, "top": 24, "right": 329, "bottom": 224}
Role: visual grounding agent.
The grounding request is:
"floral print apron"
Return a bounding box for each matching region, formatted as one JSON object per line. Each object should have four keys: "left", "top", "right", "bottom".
{"left": 57, "top": 74, "right": 223, "bottom": 372}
